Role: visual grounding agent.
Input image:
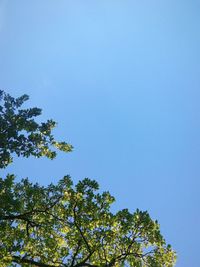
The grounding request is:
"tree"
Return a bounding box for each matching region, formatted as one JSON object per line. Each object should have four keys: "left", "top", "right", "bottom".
{"left": 0, "top": 91, "right": 176, "bottom": 267}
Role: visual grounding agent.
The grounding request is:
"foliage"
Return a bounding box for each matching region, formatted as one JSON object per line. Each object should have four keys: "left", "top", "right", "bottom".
{"left": 0, "top": 90, "right": 73, "bottom": 168}
{"left": 0, "top": 175, "right": 176, "bottom": 267}
{"left": 0, "top": 91, "right": 176, "bottom": 267}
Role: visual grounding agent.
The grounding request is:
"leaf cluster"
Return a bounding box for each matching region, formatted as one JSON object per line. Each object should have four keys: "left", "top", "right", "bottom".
{"left": 0, "top": 90, "right": 73, "bottom": 168}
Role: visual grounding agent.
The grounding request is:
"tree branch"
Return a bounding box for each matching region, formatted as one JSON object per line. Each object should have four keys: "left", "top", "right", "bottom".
{"left": 73, "top": 204, "right": 92, "bottom": 254}
{"left": 12, "top": 255, "right": 61, "bottom": 267}
{"left": 70, "top": 240, "right": 82, "bottom": 267}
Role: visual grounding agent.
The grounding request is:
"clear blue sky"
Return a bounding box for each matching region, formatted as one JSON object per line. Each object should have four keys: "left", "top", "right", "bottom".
{"left": 1, "top": 1, "right": 200, "bottom": 266}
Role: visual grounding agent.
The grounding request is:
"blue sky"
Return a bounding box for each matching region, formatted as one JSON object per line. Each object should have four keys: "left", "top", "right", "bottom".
{"left": 1, "top": 1, "right": 200, "bottom": 266}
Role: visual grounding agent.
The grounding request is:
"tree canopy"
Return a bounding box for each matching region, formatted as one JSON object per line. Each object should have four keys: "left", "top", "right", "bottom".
{"left": 0, "top": 91, "right": 176, "bottom": 267}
